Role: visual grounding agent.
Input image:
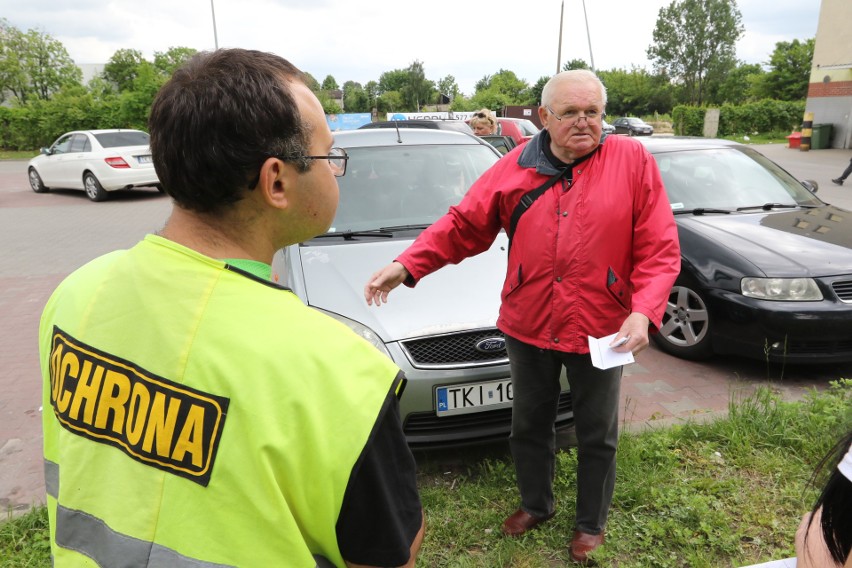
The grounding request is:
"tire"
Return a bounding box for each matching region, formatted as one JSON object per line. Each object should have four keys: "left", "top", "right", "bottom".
{"left": 28, "top": 168, "right": 48, "bottom": 193}
{"left": 83, "top": 172, "right": 107, "bottom": 202}
{"left": 651, "top": 280, "right": 714, "bottom": 360}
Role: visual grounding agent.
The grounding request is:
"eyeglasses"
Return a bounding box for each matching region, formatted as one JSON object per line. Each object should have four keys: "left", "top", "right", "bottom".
{"left": 545, "top": 106, "right": 605, "bottom": 126}
{"left": 275, "top": 147, "right": 349, "bottom": 177}
{"left": 473, "top": 112, "right": 487, "bottom": 119}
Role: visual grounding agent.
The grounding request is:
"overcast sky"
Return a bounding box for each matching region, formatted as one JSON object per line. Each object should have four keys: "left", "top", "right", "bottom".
{"left": 1, "top": 0, "right": 820, "bottom": 96}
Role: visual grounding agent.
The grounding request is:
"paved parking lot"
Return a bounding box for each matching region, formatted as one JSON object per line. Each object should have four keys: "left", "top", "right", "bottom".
{"left": 2, "top": 142, "right": 851, "bottom": 514}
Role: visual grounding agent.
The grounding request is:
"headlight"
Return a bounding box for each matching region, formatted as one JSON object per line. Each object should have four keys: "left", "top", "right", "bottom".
{"left": 741, "top": 277, "right": 823, "bottom": 301}
{"left": 313, "top": 308, "right": 392, "bottom": 359}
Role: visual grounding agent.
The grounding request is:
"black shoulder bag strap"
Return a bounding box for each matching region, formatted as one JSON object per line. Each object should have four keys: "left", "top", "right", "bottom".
{"left": 507, "top": 167, "right": 567, "bottom": 250}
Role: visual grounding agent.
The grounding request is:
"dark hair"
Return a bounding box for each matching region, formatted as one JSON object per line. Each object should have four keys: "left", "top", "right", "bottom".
{"left": 149, "top": 48, "right": 311, "bottom": 215}
{"left": 805, "top": 429, "right": 852, "bottom": 564}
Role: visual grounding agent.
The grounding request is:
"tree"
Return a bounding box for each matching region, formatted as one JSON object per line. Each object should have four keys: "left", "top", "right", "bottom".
{"left": 561, "top": 59, "right": 590, "bottom": 71}
{"left": 103, "top": 49, "right": 146, "bottom": 92}
{"left": 528, "top": 76, "right": 550, "bottom": 106}
{"left": 470, "top": 69, "right": 530, "bottom": 110}
{"left": 153, "top": 47, "right": 197, "bottom": 77}
{"left": 378, "top": 69, "right": 409, "bottom": 96}
{"left": 302, "top": 72, "right": 321, "bottom": 92}
{"left": 321, "top": 75, "right": 339, "bottom": 91}
{"left": 706, "top": 62, "right": 763, "bottom": 104}
{"left": 436, "top": 74, "right": 460, "bottom": 103}
{"left": 402, "top": 59, "right": 434, "bottom": 111}
{"left": 647, "top": 0, "right": 744, "bottom": 105}
{"left": 0, "top": 20, "right": 80, "bottom": 104}
{"left": 598, "top": 67, "right": 673, "bottom": 117}
{"left": 756, "top": 38, "right": 814, "bottom": 101}
{"left": 343, "top": 80, "right": 370, "bottom": 113}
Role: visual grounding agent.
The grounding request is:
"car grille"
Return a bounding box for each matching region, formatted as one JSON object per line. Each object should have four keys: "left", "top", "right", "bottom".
{"left": 401, "top": 329, "right": 509, "bottom": 368}
{"left": 785, "top": 338, "right": 852, "bottom": 355}
{"left": 831, "top": 279, "right": 852, "bottom": 303}
{"left": 404, "top": 391, "right": 573, "bottom": 447}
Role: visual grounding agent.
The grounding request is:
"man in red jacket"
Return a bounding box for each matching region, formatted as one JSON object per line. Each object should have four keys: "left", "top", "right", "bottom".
{"left": 364, "top": 69, "right": 680, "bottom": 563}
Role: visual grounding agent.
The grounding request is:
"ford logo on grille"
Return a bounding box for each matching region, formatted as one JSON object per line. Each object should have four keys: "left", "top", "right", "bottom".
{"left": 475, "top": 337, "right": 506, "bottom": 353}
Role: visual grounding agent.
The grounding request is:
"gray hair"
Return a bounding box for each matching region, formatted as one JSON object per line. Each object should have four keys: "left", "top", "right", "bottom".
{"left": 540, "top": 69, "right": 607, "bottom": 108}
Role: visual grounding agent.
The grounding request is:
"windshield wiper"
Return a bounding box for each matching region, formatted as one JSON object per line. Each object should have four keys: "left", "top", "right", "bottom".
{"left": 735, "top": 203, "right": 802, "bottom": 211}
{"left": 314, "top": 229, "right": 394, "bottom": 240}
{"left": 673, "top": 208, "right": 732, "bottom": 216}
{"left": 379, "top": 223, "right": 431, "bottom": 231}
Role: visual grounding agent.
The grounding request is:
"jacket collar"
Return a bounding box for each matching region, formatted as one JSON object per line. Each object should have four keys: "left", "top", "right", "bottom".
{"left": 518, "top": 129, "right": 608, "bottom": 175}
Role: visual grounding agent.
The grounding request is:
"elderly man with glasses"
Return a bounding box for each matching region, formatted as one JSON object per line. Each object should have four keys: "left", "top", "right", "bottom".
{"left": 365, "top": 69, "right": 679, "bottom": 564}
{"left": 40, "top": 48, "right": 424, "bottom": 568}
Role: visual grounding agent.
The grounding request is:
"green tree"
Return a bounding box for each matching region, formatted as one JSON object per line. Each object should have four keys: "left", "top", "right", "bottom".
{"left": 343, "top": 80, "right": 370, "bottom": 113}
{"left": 378, "top": 69, "right": 409, "bottom": 95}
{"left": 364, "top": 80, "right": 380, "bottom": 110}
{"left": 528, "top": 76, "right": 550, "bottom": 106}
{"left": 561, "top": 58, "right": 590, "bottom": 71}
{"left": 756, "top": 38, "right": 814, "bottom": 101}
{"left": 0, "top": 19, "right": 29, "bottom": 104}
{"left": 706, "top": 62, "right": 764, "bottom": 104}
{"left": 321, "top": 75, "right": 339, "bottom": 91}
{"left": 302, "top": 72, "right": 321, "bottom": 92}
{"left": 402, "top": 59, "right": 434, "bottom": 111}
{"left": 436, "top": 74, "right": 460, "bottom": 103}
{"left": 153, "top": 47, "right": 197, "bottom": 77}
{"left": 103, "top": 48, "right": 146, "bottom": 92}
{"left": 377, "top": 91, "right": 404, "bottom": 114}
{"left": 647, "top": 0, "right": 744, "bottom": 105}
{"left": 0, "top": 21, "right": 80, "bottom": 104}
{"left": 598, "top": 67, "right": 673, "bottom": 116}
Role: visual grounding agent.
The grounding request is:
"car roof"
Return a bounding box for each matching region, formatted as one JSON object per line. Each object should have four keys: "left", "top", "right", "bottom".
{"left": 334, "top": 127, "right": 494, "bottom": 149}
{"left": 635, "top": 136, "right": 742, "bottom": 154}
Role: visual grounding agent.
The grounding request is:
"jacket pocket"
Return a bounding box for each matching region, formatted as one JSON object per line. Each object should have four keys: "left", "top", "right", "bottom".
{"left": 502, "top": 263, "right": 524, "bottom": 300}
{"left": 606, "top": 266, "right": 630, "bottom": 311}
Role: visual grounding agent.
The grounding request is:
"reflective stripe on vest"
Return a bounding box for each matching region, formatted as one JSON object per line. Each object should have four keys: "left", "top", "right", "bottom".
{"left": 55, "top": 505, "right": 234, "bottom": 568}
{"left": 45, "top": 459, "right": 58, "bottom": 499}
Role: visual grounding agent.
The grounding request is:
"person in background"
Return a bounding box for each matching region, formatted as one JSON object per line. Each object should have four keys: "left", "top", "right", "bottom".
{"left": 470, "top": 108, "right": 498, "bottom": 136}
{"left": 831, "top": 157, "right": 852, "bottom": 186}
{"left": 795, "top": 429, "right": 852, "bottom": 567}
{"left": 39, "top": 48, "right": 423, "bottom": 568}
{"left": 364, "top": 69, "right": 679, "bottom": 564}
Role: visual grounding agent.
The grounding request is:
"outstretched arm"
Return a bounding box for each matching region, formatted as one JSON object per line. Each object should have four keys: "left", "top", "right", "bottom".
{"left": 364, "top": 261, "right": 410, "bottom": 306}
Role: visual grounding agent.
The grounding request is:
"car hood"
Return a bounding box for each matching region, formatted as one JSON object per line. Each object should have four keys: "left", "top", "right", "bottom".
{"left": 678, "top": 205, "right": 852, "bottom": 276}
{"left": 295, "top": 233, "right": 509, "bottom": 342}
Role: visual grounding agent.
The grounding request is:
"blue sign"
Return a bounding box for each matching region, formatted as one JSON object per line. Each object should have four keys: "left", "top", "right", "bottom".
{"left": 326, "top": 113, "right": 372, "bottom": 131}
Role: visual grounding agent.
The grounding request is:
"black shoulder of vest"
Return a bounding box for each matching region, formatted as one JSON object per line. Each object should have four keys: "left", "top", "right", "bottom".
{"left": 224, "top": 264, "right": 292, "bottom": 291}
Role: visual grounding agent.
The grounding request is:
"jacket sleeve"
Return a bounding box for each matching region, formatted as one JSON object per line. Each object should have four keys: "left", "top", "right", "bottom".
{"left": 396, "top": 163, "right": 507, "bottom": 285}
{"left": 629, "top": 150, "right": 681, "bottom": 329}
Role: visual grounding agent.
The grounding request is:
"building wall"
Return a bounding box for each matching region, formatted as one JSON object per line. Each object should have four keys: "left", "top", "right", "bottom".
{"left": 806, "top": 0, "right": 852, "bottom": 148}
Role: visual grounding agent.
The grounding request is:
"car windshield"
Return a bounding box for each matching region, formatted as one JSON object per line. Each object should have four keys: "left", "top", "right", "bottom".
{"left": 326, "top": 144, "right": 498, "bottom": 234}
{"left": 513, "top": 119, "right": 540, "bottom": 136}
{"left": 627, "top": 118, "right": 645, "bottom": 125}
{"left": 94, "top": 131, "right": 150, "bottom": 148}
{"left": 655, "top": 147, "right": 823, "bottom": 212}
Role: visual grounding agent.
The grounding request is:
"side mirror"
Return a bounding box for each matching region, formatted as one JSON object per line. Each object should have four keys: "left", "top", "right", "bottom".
{"left": 40, "top": 147, "right": 50, "bottom": 156}
{"left": 801, "top": 179, "right": 818, "bottom": 193}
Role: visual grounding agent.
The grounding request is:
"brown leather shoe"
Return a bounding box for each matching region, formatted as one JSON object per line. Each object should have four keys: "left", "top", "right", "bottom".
{"left": 570, "top": 530, "right": 605, "bottom": 563}
{"left": 500, "top": 508, "right": 555, "bottom": 537}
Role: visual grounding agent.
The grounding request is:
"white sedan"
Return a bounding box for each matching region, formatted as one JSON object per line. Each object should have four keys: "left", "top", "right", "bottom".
{"left": 28, "top": 129, "right": 162, "bottom": 202}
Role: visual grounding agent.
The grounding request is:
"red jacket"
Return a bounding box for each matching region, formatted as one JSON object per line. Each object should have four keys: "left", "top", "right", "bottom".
{"left": 397, "top": 132, "right": 681, "bottom": 354}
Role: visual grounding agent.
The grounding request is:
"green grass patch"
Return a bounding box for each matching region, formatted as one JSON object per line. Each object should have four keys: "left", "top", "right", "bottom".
{"left": 3, "top": 380, "right": 850, "bottom": 567}
{"left": 0, "top": 150, "right": 37, "bottom": 160}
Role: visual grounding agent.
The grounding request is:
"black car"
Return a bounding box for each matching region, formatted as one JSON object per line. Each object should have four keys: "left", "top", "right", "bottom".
{"left": 640, "top": 137, "right": 852, "bottom": 364}
{"left": 359, "top": 119, "right": 472, "bottom": 134}
{"left": 613, "top": 117, "right": 654, "bottom": 136}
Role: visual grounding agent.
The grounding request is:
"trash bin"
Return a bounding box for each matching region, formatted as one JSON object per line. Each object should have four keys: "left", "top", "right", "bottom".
{"left": 811, "top": 123, "right": 833, "bottom": 149}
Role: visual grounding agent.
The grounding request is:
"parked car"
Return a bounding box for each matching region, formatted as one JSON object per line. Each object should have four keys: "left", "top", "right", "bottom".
{"left": 359, "top": 119, "right": 473, "bottom": 134}
{"left": 479, "top": 134, "right": 517, "bottom": 155}
{"left": 28, "top": 129, "right": 161, "bottom": 202}
{"left": 612, "top": 117, "right": 654, "bottom": 136}
{"left": 602, "top": 118, "right": 616, "bottom": 135}
{"left": 272, "top": 128, "right": 573, "bottom": 446}
{"left": 497, "top": 117, "right": 540, "bottom": 144}
{"left": 641, "top": 136, "right": 852, "bottom": 364}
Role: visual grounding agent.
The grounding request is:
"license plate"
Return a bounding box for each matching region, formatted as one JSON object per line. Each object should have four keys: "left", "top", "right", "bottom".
{"left": 436, "top": 378, "right": 513, "bottom": 417}
{"left": 136, "top": 155, "right": 153, "bottom": 164}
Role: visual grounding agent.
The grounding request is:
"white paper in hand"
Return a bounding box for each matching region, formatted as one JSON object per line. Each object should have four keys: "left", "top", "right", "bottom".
{"left": 588, "top": 333, "right": 635, "bottom": 370}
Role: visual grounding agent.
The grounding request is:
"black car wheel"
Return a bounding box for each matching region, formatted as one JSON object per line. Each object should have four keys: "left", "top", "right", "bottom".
{"left": 84, "top": 172, "right": 107, "bottom": 202}
{"left": 29, "top": 167, "right": 48, "bottom": 193}
{"left": 652, "top": 280, "right": 714, "bottom": 360}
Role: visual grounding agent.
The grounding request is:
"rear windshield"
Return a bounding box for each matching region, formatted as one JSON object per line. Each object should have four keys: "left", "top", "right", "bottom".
{"left": 94, "top": 131, "right": 150, "bottom": 148}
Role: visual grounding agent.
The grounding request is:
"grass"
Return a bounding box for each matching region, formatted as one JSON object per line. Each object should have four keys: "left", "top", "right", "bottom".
{"left": 0, "top": 150, "right": 36, "bottom": 160}
{"left": 2, "top": 380, "right": 850, "bottom": 567}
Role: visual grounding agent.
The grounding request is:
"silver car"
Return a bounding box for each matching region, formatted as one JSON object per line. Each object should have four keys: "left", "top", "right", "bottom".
{"left": 272, "top": 129, "right": 573, "bottom": 447}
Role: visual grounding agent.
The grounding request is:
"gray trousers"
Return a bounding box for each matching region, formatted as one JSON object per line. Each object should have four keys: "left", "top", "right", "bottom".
{"left": 506, "top": 335, "right": 621, "bottom": 535}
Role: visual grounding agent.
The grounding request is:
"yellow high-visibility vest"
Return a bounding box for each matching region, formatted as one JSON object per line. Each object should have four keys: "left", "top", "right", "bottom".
{"left": 40, "top": 234, "right": 401, "bottom": 567}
